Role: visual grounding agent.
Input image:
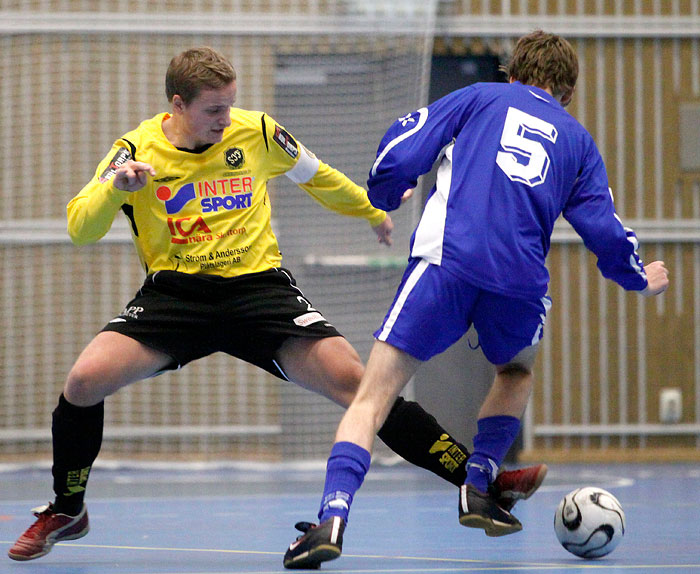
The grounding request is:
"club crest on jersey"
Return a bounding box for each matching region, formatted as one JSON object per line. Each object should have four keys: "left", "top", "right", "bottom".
{"left": 224, "top": 147, "right": 245, "bottom": 169}
{"left": 273, "top": 125, "right": 298, "bottom": 158}
{"left": 98, "top": 147, "right": 131, "bottom": 183}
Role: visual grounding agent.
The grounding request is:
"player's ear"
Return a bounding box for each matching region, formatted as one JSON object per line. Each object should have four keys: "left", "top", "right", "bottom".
{"left": 560, "top": 87, "right": 575, "bottom": 108}
{"left": 172, "top": 94, "right": 185, "bottom": 113}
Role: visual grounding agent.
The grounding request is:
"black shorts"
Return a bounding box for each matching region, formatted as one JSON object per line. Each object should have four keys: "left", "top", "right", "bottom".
{"left": 101, "top": 268, "right": 342, "bottom": 379}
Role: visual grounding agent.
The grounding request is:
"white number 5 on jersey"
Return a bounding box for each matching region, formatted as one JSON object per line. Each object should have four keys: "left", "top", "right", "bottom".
{"left": 496, "top": 107, "right": 558, "bottom": 187}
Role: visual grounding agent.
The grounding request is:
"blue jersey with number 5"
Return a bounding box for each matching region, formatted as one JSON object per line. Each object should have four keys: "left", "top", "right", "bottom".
{"left": 368, "top": 81, "right": 647, "bottom": 299}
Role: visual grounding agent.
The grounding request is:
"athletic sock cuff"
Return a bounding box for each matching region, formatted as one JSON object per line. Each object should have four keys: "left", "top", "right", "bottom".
{"left": 329, "top": 441, "right": 371, "bottom": 473}
{"left": 318, "top": 442, "right": 371, "bottom": 523}
{"left": 56, "top": 393, "right": 104, "bottom": 420}
{"left": 476, "top": 415, "right": 521, "bottom": 443}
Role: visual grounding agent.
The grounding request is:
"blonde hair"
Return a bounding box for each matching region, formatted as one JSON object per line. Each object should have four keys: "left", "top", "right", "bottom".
{"left": 502, "top": 31, "right": 578, "bottom": 100}
{"left": 165, "top": 46, "right": 236, "bottom": 104}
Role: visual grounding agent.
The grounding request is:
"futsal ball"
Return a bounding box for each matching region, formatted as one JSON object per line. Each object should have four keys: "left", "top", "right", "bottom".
{"left": 554, "top": 487, "right": 625, "bottom": 559}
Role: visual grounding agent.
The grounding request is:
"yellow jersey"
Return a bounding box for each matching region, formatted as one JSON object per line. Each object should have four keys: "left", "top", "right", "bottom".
{"left": 67, "top": 109, "right": 386, "bottom": 276}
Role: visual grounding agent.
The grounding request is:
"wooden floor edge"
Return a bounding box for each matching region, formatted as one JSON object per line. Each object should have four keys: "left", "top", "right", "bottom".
{"left": 517, "top": 447, "right": 700, "bottom": 463}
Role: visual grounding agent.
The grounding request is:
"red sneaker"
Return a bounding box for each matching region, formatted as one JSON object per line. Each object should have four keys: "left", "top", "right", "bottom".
{"left": 491, "top": 464, "right": 548, "bottom": 511}
{"left": 8, "top": 503, "right": 89, "bottom": 561}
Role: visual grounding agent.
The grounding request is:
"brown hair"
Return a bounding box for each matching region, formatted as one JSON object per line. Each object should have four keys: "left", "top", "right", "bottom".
{"left": 502, "top": 31, "right": 578, "bottom": 101}
{"left": 165, "top": 46, "right": 236, "bottom": 104}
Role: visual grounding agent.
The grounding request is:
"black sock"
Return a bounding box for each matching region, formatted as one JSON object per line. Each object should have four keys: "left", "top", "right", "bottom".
{"left": 52, "top": 393, "right": 104, "bottom": 516}
{"left": 377, "top": 396, "right": 469, "bottom": 487}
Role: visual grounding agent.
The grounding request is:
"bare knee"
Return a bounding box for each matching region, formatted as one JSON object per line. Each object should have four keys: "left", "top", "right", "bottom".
{"left": 333, "top": 353, "right": 364, "bottom": 405}
{"left": 64, "top": 360, "right": 109, "bottom": 406}
{"left": 308, "top": 341, "right": 364, "bottom": 407}
{"left": 495, "top": 344, "right": 538, "bottom": 380}
{"left": 496, "top": 361, "right": 532, "bottom": 379}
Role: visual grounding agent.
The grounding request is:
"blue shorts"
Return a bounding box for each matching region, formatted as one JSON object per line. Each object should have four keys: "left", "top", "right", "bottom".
{"left": 374, "top": 258, "right": 552, "bottom": 365}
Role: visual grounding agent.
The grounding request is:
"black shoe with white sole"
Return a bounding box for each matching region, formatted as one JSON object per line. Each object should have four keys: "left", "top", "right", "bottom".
{"left": 283, "top": 516, "right": 345, "bottom": 569}
{"left": 459, "top": 483, "right": 522, "bottom": 537}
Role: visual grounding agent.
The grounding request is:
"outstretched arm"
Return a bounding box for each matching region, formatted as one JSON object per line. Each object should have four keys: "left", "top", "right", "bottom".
{"left": 370, "top": 190, "right": 413, "bottom": 246}
{"left": 296, "top": 161, "right": 392, "bottom": 246}
{"left": 266, "top": 116, "right": 391, "bottom": 247}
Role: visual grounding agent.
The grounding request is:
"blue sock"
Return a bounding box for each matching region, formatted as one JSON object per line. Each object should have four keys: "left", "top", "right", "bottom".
{"left": 466, "top": 416, "right": 521, "bottom": 493}
{"left": 318, "top": 441, "right": 371, "bottom": 524}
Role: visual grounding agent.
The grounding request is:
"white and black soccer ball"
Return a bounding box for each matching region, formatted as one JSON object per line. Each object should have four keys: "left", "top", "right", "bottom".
{"left": 554, "top": 487, "right": 625, "bottom": 559}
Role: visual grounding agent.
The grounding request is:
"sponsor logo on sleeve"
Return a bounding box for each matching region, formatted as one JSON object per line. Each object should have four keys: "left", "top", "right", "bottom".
{"left": 98, "top": 147, "right": 131, "bottom": 183}
{"left": 399, "top": 112, "right": 416, "bottom": 127}
{"left": 273, "top": 125, "right": 299, "bottom": 158}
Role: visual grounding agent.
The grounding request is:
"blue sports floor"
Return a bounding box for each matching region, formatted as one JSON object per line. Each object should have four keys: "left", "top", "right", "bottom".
{"left": 0, "top": 462, "right": 698, "bottom": 573}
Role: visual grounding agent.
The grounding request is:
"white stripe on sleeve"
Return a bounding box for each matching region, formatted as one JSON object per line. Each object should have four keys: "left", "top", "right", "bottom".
{"left": 370, "top": 108, "right": 428, "bottom": 177}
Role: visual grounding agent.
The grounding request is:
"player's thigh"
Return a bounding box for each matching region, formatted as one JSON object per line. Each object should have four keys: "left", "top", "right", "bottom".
{"left": 472, "top": 293, "right": 551, "bottom": 366}
{"left": 275, "top": 335, "right": 363, "bottom": 408}
{"left": 375, "top": 259, "right": 478, "bottom": 361}
{"left": 65, "top": 331, "right": 172, "bottom": 406}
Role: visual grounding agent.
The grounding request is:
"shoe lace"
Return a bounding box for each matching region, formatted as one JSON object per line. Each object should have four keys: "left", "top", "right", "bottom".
{"left": 293, "top": 521, "right": 316, "bottom": 539}
{"left": 30, "top": 504, "right": 52, "bottom": 517}
{"left": 20, "top": 504, "right": 55, "bottom": 539}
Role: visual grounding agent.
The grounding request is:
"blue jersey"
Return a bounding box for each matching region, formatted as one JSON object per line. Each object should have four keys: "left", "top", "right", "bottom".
{"left": 368, "top": 81, "right": 648, "bottom": 299}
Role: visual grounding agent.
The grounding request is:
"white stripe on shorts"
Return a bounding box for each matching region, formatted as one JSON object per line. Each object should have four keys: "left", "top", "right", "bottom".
{"left": 530, "top": 295, "right": 552, "bottom": 345}
{"left": 377, "top": 258, "right": 430, "bottom": 342}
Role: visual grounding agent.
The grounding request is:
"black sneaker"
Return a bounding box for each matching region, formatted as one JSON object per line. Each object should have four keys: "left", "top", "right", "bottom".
{"left": 283, "top": 516, "right": 345, "bottom": 569}
{"left": 459, "top": 484, "right": 522, "bottom": 537}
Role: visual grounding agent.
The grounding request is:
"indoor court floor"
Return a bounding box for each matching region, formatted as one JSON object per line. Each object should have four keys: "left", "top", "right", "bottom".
{"left": 0, "top": 461, "right": 698, "bottom": 574}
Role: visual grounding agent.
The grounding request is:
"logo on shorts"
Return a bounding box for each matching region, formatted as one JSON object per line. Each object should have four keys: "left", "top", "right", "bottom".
{"left": 119, "top": 306, "right": 144, "bottom": 320}
{"left": 292, "top": 296, "right": 329, "bottom": 327}
{"left": 293, "top": 311, "right": 327, "bottom": 327}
